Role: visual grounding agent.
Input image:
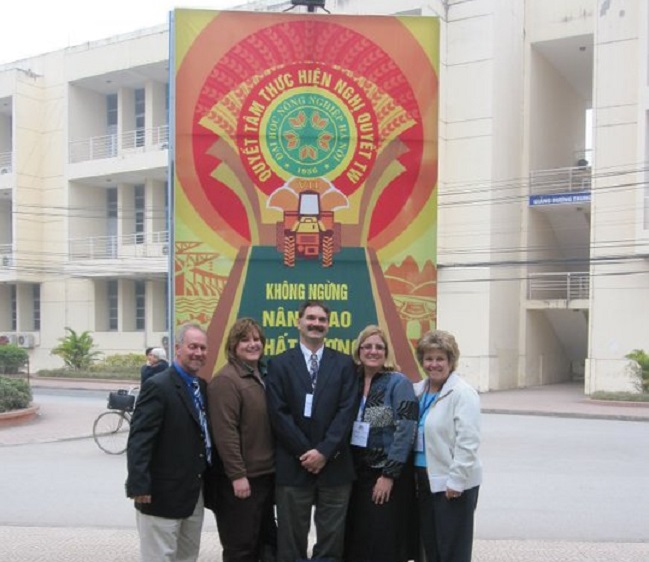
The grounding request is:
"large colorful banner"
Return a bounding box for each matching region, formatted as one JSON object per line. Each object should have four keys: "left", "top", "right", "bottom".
{"left": 173, "top": 9, "right": 439, "bottom": 380}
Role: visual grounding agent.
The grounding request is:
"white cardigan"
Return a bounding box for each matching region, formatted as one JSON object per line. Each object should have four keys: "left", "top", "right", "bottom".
{"left": 414, "top": 373, "right": 482, "bottom": 493}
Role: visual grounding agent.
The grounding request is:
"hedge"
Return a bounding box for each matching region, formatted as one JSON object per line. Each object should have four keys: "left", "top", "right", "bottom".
{"left": 0, "top": 376, "right": 32, "bottom": 413}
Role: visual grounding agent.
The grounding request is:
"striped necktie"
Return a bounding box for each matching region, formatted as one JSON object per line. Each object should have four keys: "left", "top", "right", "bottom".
{"left": 309, "top": 353, "right": 319, "bottom": 390}
{"left": 191, "top": 378, "right": 212, "bottom": 465}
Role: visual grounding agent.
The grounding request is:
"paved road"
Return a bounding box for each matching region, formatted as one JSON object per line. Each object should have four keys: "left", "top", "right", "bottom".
{"left": 478, "top": 414, "right": 649, "bottom": 541}
{"left": 0, "top": 385, "right": 648, "bottom": 561}
{"left": 3, "top": 409, "right": 648, "bottom": 541}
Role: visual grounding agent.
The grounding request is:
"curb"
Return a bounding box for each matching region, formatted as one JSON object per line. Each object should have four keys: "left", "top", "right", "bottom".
{"left": 0, "top": 405, "right": 40, "bottom": 428}
{"left": 30, "top": 377, "right": 137, "bottom": 390}
{"left": 588, "top": 398, "right": 649, "bottom": 409}
{"left": 481, "top": 407, "right": 649, "bottom": 422}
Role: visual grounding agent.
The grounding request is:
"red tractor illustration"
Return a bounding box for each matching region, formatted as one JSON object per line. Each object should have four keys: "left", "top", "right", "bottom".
{"left": 276, "top": 190, "right": 342, "bottom": 267}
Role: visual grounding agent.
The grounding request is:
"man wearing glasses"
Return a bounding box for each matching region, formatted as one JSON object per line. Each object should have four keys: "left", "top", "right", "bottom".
{"left": 266, "top": 300, "right": 358, "bottom": 562}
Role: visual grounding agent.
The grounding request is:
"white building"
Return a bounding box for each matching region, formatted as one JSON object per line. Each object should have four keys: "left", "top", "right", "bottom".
{"left": 0, "top": 0, "right": 647, "bottom": 393}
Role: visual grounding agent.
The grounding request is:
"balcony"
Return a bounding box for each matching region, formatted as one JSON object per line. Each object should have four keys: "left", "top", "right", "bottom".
{"left": 67, "top": 231, "right": 169, "bottom": 277}
{"left": 0, "top": 151, "right": 11, "bottom": 173}
{"left": 68, "top": 125, "right": 169, "bottom": 164}
{"left": 527, "top": 271, "right": 589, "bottom": 305}
{"left": 529, "top": 165, "right": 591, "bottom": 207}
{"left": 0, "top": 151, "right": 12, "bottom": 190}
{"left": 0, "top": 243, "right": 12, "bottom": 263}
{"left": 0, "top": 243, "right": 14, "bottom": 281}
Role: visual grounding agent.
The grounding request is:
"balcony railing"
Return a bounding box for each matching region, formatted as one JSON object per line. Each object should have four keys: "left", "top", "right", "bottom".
{"left": 528, "top": 271, "right": 590, "bottom": 300}
{"left": 0, "top": 244, "right": 12, "bottom": 268}
{"left": 530, "top": 165, "right": 592, "bottom": 196}
{"left": 69, "top": 125, "right": 169, "bottom": 163}
{"left": 0, "top": 151, "right": 11, "bottom": 173}
{"left": 69, "top": 230, "right": 169, "bottom": 260}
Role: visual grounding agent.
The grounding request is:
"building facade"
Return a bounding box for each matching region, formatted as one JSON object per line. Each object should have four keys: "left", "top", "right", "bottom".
{"left": 0, "top": 0, "right": 647, "bottom": 393}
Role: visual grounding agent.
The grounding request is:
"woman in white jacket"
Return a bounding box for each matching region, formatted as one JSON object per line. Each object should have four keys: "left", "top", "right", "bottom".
{"left": 413, "top": 330, "right": 482, "bottom": 562}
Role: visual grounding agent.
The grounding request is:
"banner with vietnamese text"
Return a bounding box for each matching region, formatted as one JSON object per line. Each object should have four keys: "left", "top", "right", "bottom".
{"left": 173, "top": 9, "right": 439, "bottom": 379}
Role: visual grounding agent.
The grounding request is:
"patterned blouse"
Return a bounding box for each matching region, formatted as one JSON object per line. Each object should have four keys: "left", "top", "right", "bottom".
{"left": 352, "top": 370, "right": 418, "bottom": 479}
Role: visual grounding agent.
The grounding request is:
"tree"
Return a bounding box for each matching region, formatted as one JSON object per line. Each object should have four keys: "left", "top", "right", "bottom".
{"left": 0, "top": 344, "right": 29, "bottom": 375}
{"left": 51, "top": 327, "right": 102, "bottom": 370}
{"left": 625, "top": 349, "right": 649, "bottom": 393}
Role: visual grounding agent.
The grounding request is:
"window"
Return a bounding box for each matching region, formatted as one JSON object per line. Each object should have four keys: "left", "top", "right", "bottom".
{"left": 10, "top": 285, "right": 16, "bottom": 331}
{"left": 33, "top": 285, "right": 41, "bottom": 331}
{"left": 135, "top": 184, "right": 145, "bottom": 244}
{"left": 107, "top": 188, "right": 118, "bottom": 257}
{"left": 165, "top": 84, "right": 170, "bottom": 125}
{"left": 135, "top": 88, "right": 145, "bottom": 147}
{"left": 107, "top": 188, "right": 118, "bottom": 217}
{"left": 106, "top": 94, "right": 118, "bottom": 130}
{"left": 164, "top": 279, "right": 169, "bottom": 331}
{"left": 164, "top": 179, "right": 169, "bottom": 225}
{"left": 135, "top": 281, "right": 146, "bottom": 331}
{"left": 107, "top": 94, "right": 118, "bottom": 156}
{"left": 108, "top": 280, "right": 118, "bottom": 331}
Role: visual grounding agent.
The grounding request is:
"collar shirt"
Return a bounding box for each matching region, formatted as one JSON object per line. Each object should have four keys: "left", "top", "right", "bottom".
{"left": 173, "top": 360, "right": 202, "bottom": 397}
{"left": 300, "top": 343, "right": 324, "bottom": 367}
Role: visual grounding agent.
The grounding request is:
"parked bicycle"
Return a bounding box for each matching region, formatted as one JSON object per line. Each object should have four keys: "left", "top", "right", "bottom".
{"left": 93, "top": 387, "right": 139, "bottom": 455}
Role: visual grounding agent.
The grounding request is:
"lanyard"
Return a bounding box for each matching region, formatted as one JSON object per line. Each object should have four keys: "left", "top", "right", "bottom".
{"left": 356, "top": 396, "right": 367, "bottom": 421}
{"left": 419, "top": 381, "right": 437, "bottom": 421}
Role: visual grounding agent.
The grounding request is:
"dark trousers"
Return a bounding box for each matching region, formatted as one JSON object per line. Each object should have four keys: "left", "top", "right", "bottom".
{"left": 416, "top": 468, "right": 479, "bottom": 562}
{"left": 275, "top": 482, "right": 351, "bottom": 562}
{"left": 344, "top": 465, "right": 418, "bottom": 562}
{"left": 213, "top": 473, "right": 276, "bottom": 562}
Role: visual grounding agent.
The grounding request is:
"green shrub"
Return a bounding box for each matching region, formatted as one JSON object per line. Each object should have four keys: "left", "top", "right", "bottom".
{"left": 94, "top": 353, "right": 143, "bottom": 370}
{"left": 0, "top": 344, "right": 29, "bottom": 375}
{"left": 625, "top": 349, "right": 649, "bottom": 393}
{"left": 51, "top": 327, "right": 102, "bottom": 370}
{"left": 36, "top": 367, "right": 140, "bottom": 380}
{"left": 37, "top": 353, "right": 144, "bottom": 380}
{"left": 591, "top": 391, "right": 649, "bottom": 403}
{"left": 0, "top": 376, "right": 32, "bottom": 413}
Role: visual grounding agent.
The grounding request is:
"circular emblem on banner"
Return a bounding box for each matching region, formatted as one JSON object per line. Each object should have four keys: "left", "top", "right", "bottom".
{"left": 262, "top": 91, "right": 353, "bottom": 179}
{"left": 236, "top": 64, "right": 378, "bottom": 191}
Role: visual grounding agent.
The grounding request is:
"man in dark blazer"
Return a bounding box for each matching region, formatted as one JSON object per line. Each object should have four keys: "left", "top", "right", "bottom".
{"left": 266, "top": 300, "right": 358, "bottom": 562}
{"left": 126, "top": 323, "right": 213, "bottom": 562}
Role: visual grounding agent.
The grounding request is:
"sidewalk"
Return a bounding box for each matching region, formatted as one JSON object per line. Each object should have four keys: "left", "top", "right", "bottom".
{"left": 479, "top": 381, "right": 649, "bottom": 422}
{"left": 0, "top": 526, "right": 647, "bottom": 562}
{"left": 1, "top": 378, "right": 647, "bottom": 447}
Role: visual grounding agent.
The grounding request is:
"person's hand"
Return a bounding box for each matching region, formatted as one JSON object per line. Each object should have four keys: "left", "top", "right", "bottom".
{"left": 232, "top": 477, "right": 251, "bottom": 499}
{"left": 446, "top": 487, "right": 462, "bottom": 500}
{"left": 300, "top": 449, "right": 326, "bottom": 474}
{"left": 372, "top": 476, "right": 393, "bottom": 505}
{"left": 132, "top": 495, "right": 151, "bottom": 504}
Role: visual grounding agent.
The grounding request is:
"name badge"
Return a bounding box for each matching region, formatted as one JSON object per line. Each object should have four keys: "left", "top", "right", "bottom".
{"left": 415, "top": 430, "right": 424, "bottom": 452}
{"left": 351, "top": 421, "right": 370, "bottom": 447}
{"left": 304, "top": 393, "right": 314, "bottom": 418}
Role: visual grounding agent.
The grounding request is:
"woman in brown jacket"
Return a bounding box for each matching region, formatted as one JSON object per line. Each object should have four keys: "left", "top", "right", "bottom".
{"left": 207, "top": 318, "right": 276, "bottom": 562}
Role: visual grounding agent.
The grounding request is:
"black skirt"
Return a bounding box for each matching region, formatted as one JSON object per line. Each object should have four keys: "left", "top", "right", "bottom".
{"left": 344, "top": 461, "right": 419, "bottom": 562}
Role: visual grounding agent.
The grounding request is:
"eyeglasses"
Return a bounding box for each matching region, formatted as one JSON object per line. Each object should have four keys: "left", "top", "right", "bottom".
{"left": 359, "top": 343, "right": 386, "bottom": 352}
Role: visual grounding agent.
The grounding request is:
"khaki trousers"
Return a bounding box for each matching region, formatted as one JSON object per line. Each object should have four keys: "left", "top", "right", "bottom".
{"left": 136, "top": 490, "right": 205, "bottom": 562}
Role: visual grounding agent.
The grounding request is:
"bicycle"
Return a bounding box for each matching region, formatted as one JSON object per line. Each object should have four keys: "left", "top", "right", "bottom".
{"left": 93, "top": 387, "right": 139, "bottom": 455}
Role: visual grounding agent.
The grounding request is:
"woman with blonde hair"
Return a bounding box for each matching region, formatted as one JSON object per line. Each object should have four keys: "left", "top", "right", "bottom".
{"left": 344, "top": 325, "right": 419, "bottom": 562}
